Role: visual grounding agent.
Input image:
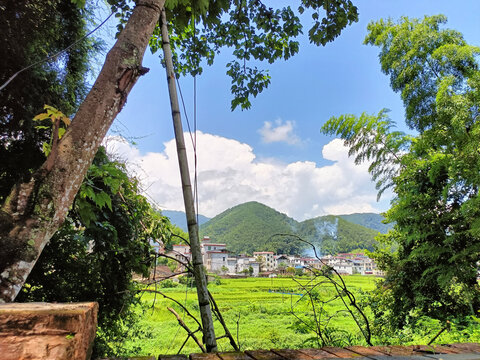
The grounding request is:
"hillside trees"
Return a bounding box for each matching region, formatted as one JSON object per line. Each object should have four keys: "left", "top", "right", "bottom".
{"left": 0, "top": 0, "right": 361, "bottom": 302}
{"left": 322, "top": 15, "right": 480, "bottom": 327}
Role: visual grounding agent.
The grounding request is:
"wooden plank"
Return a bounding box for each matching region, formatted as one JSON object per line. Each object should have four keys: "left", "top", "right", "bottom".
{"left": 244, "top": 350, "right": 284, "bottom": 360}
{"left": 448, "top": 344, "right": 480, "bottom": 353}
{"left": 299, "top": 348, "right": 340, "bottom": 359}
{"left": 321, "top": 347, "right": 363, "bottom": 358}
{"left": 387, "top": 346, "right": 418, "bottom": 356}
{"left": 218, "top": 352, "right": 254, "bottom": 360}
{"left": 368, "top": 357, "right": 435, "bottom": 360}
{"left": 412, "top": 345, "right": 461, "bottom": 354}
{"left": 368, "top": 346, "right": 394, "bottom": 355}
{"left": 190, "top": 353, "right": 222, "bottom": 360}
{"left": 368, "top": 346, "right": 433, "bottom": 359}
{"left": 271, "top": 349, "right": 314, "bottom": 360}
{"left": 423, "top": 354, "right": 480, "bottom": 360}
{"left": 346, "top": 346, "right": 387, "bottom": 357}
{"left": 159, "top": 356, "right": 189, "bottom": 360}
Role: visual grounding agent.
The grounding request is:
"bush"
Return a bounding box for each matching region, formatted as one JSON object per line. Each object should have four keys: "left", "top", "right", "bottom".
{"left": 160, "top": 279, "right": 178, "bottom": 288}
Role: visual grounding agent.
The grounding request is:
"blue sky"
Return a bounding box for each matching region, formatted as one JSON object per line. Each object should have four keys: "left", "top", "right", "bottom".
{"left": 104, "top": 0, "right": 480, "bottom": 220}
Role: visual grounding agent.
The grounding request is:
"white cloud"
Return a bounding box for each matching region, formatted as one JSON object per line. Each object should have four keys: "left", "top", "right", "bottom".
{"left": 105, "top": 133, "right": 391, "bottom": 221}
{"left": 258, "top": 119, "right": 300, "bottom": 145}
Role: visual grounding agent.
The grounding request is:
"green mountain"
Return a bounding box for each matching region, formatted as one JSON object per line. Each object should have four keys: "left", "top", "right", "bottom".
{"left": 297, "top": 215, "right": 381, "bottom": 254}
{"left": 163, "top": 210, "right": 210, "bottom": 232}
{"left": 338, "top": 213, "right": 393, "bottom": 234}
{"left": 199, "top": 202, "right": 382, "bottom": 255}
{"left": 199, "top": 202, "right": 302, "bottom": 255}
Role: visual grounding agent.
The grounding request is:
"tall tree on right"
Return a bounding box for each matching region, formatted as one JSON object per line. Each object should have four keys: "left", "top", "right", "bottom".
{"left": 322, "top": 15, "right": 480, "bottom": 328}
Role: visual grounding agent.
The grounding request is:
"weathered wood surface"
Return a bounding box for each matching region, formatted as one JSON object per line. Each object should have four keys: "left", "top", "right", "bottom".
{"left": 106, "top": 343, "right": 480, "bottom": 360}
{"left": 189, "top": 344, "right": 480, "bottom": 360}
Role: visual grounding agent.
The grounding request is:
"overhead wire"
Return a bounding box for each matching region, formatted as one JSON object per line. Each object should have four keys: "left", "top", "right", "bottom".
{"left": 173, "top": 5, "right": 200, "bottom": 224}
{"left": 0, "top": 10, "right": 115, "bottom": 92}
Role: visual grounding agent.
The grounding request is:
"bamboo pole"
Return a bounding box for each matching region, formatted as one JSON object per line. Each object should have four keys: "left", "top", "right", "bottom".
{"left": 160, "top": 8, "right": 218, "bottom": 352}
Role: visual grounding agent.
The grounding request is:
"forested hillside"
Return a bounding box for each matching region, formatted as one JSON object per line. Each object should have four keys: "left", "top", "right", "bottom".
{"left": 338, "top": 213, "right": 393, "bottom": 234}
{"left": 199, "top": 202, "right": 303, "bottom": 255}
{"left": 297, "top": 215, "right": 380, "bottom": 254}
{"left": 199, "top": 202, "right": 380, "bottom": 255}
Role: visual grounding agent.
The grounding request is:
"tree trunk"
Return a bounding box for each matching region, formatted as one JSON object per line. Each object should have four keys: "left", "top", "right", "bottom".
{"left": 160, "top": 8, "right": 218, "bottom": 352}
{"left": 0, "top": 0, "right": 165, "bottom": 303}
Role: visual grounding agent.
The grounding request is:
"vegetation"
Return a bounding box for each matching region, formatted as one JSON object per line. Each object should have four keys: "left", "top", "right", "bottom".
{"left": 120, "top": 277, "right": 480, "bottom": 356}
{"left": 0, "top": 0, "right": 361, "bottom": 303}
{"left": 200, "top": 202, "right": 301, "bottom": 254}
{"left": 17, "top": 147, "right": 174, "bottom": 357}
{"left": 2, "top": 1, "right": 479, "bottom": 358}
{"left": 0, "top": 0, "right": 99, "bottom": 203}
{"left": 338, "top": 213, "right": 393, "bottom": 234}
{"left": 148, "top": 0, "right": 359, "bottom": 110}
{"left": 199, "top": 201, "right": 381, "bottom": 254}
{"left": 298, "top": 215, "right": 380, "bottom": 254}
{"left": 322, "top": 15, "right": 480, "bottom": 329}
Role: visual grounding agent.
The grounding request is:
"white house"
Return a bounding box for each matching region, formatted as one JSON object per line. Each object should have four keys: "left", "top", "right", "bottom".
{"left": 333, "top": 261, "right": 354, "bottom": 275}
{"left": 253, "top": 251, "right": 275, "bottom": 271}
{"left": 200, "top": 236, "right": 229, "bottom": 273}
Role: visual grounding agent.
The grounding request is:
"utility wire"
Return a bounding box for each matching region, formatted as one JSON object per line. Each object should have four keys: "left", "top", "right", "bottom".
{"left": 0, "top": 10, "right": 115, "bottom": 92}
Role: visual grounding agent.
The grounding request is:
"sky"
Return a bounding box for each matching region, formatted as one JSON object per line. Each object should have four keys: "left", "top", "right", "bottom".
{"left": 101, "top": 0, "right": 480, "bottom": 221}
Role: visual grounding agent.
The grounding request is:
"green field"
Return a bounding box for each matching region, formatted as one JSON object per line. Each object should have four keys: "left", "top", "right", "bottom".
{"left": 121, "top": 276, "right": 375, "bottom": 355}
{"left": 121, "top": 276, "right": 480, "bottom": 357}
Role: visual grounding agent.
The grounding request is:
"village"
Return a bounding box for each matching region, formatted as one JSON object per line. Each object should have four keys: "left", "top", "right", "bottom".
{"left": 163, "top": 236, "right": 384, "bottom": 278}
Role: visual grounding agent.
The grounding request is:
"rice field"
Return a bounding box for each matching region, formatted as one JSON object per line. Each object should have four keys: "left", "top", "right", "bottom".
{"left": 120, "top": 275, "right": 480, "bottom": 357}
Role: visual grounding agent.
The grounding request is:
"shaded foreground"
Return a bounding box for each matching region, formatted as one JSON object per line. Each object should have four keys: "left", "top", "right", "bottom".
{"left": 105, "top": 343, "right": 480, "bottom": 360}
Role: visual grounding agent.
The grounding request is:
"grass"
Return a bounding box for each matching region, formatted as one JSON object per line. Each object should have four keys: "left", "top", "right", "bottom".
{"left": 120, "top": 275, "right": 480, "bottom": 357}
{"left": 121, "top": 275, "right": 377, "bottom": 355}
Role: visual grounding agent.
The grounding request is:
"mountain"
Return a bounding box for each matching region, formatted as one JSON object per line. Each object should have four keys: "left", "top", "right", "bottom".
{"left": 297, "top": 215, "right": 381, "bottom": 255}
{"left": 162, "top": 210, "right": 210, "bottom": 232}
{"left": 338, "top": 213, "right": 393, "bottom": 234}
{"left": 199, "top": 201, "right": 382, "bottom": 255}
{"left": 199, "top": 202, "right": 303, "bottom": 255}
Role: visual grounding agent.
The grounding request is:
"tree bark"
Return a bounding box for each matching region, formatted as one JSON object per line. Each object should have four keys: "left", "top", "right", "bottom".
{"left": 0, "top": 0, "right": 165, "bottom": 303}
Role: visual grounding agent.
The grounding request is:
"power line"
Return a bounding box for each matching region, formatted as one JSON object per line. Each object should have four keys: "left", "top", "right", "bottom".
{"left": 0, "top": 10, "right": 115, "bottom": 92}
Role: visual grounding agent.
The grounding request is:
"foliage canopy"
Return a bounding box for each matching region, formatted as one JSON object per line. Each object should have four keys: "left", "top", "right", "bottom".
{"left": 322, "top": 15, "right": 480, "bottom": 327}
{"left": 18, "top": 147, "right": 174, "bottom": 356}
{"left": 144, "top": 0, "right": 359, "bottom": 110}
{"left": 0, "top": 0, "right": 100, "bottom": 203}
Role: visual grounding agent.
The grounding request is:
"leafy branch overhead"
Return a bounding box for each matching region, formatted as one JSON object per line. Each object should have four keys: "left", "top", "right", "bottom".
{"left": 322, "top": 110, "right": 411, "bottom": 200}
{"left": 146, "top": 0, "right": 358, "bottom": 110}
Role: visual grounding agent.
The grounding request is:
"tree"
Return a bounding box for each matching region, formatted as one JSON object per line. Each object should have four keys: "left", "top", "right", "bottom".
{"left": 322, "top": 15, "right": 480, "bottom": 328}
{"left": 0, "top": 0, "right": 98, "bottom": 202}
{"left": 17, "top": 147, "right": 172, "bottom": 356}
{"left": 0, "top": 0, "right": 164, "bottom": 303}
{"left": 0, "top": 0, "right": 359, "bottom": 302}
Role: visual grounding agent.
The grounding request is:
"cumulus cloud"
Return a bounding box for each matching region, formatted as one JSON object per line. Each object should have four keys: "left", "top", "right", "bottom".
{"left": 258, "top": 119, "right": 300, "bottom": 145}
{"left": 105, "top": 133, "right": 390, "bottom": 221}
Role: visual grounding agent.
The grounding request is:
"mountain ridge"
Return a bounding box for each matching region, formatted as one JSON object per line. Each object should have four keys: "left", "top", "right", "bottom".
{"left": 162, "top": 210, "right": 210, "bottom": 232}
{"left": 192, "top": 201, "right": 388, "bottom": 255}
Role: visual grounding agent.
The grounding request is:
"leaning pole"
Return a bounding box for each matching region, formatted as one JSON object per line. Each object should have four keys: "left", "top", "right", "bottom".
{"left": 160, "top": 7, "right": 218, "bottom": 352}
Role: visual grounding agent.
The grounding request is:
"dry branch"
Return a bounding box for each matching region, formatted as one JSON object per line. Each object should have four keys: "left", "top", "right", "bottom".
{"left": 168, "top": 307, "right": 206, "bottom": 353}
